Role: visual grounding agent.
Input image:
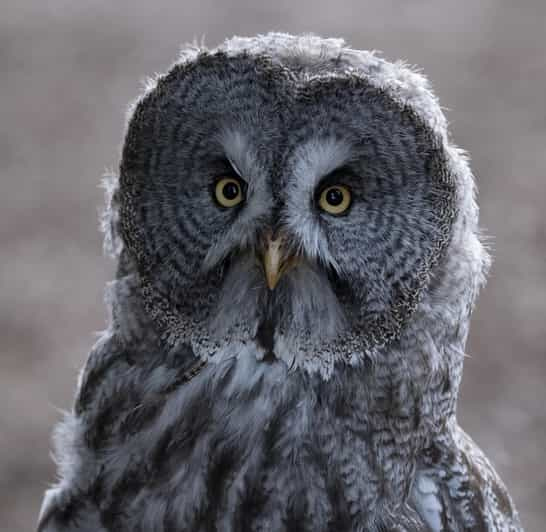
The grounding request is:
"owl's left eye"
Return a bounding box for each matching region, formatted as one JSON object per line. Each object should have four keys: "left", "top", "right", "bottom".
{"left": 214, "top": 177, "right": 245, "bottom": 208}
{"left": 318, "top": 184, "right": 352, "bottom": 215}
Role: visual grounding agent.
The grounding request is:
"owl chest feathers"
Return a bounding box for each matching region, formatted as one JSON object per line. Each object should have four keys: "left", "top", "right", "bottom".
{"left": 61, "top": 330, "right": 456, "bottom": 532}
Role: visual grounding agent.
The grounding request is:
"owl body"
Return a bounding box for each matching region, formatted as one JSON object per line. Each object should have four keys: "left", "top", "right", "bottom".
{"left": 39, "top": 34, "right": 523, "bottom": 531}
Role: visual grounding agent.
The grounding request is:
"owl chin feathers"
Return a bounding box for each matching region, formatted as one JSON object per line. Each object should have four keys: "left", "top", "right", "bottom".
{"left": 180, "top": 252, "right": 375, "bottom": 379}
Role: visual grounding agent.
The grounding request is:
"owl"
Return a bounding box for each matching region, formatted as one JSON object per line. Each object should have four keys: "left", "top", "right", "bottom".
{"left": 38, "top": 33, "right": 523, "bottom": 531}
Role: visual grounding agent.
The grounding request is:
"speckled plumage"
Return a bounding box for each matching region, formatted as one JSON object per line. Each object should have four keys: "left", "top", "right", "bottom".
{"left": 39, "top": 33, "right": 523, "bottom": 531}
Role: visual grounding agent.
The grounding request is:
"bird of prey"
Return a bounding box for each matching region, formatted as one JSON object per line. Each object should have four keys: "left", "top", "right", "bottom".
{"left": 38, "top": 33, "right": 523, "bottom": 532}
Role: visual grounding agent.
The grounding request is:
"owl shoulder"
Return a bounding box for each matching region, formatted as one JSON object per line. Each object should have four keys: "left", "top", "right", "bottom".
{"left": 411, "top": 424, "right": 524, "bottom": 531}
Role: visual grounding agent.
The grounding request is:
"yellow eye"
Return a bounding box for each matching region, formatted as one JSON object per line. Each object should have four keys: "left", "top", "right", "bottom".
{"left": 318, "top": 184, "right": 352, "bottom": 215}
{"left": 214, "top": 177, "right": 244, "bottom": 208}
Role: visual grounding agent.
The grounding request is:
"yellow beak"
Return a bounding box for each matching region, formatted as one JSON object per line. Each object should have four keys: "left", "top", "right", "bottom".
{"left": 261, "top": 233, "right": 298, "bottom": 290}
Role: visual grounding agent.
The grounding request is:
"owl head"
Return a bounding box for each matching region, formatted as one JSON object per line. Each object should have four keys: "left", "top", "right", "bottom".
{"left": 107, "top": 33, "right": 489, "bottom": 378}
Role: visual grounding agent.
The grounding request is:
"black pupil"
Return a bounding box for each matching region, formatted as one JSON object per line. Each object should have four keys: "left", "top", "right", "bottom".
{"left": 325, "top": 187, "right": 344, "bottom": 206}
{"left": 223, "top": 181, "right": 239, "bottom": 200}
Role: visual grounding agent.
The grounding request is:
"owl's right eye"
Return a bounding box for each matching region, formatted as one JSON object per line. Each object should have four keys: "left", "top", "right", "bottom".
{"left": 214, "top": 177, "right": 245, "bottom": 208}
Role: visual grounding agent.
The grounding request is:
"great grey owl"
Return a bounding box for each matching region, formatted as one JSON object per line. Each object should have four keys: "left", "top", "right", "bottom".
{"left": 38, "top": 33, "right": 523, "bottom": 531}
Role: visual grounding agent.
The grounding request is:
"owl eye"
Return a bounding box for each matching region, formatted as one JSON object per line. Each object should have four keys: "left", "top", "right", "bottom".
{"left": 214, "top": 177, "right": 245, "bottom": 208}
{"left": 318, "top": 184, "right": 352, "bottom": 215}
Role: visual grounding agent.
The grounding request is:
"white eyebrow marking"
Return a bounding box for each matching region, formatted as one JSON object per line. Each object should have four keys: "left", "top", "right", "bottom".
{"left": 292, "top": 137, "right": 353, "bottom": 190}
{"left": 281, "top": 137, "right": 353, "bottom": 273}
{"left": 217, "top": 129, "right": 257, "bottom": 184}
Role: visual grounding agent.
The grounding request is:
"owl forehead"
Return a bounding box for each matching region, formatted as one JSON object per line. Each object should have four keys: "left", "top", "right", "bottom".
{"left": 122, "top": 51, "right": 432, "bottom": 183}
{"left": 223, "top": 58, "right": 432, "bottom": 186}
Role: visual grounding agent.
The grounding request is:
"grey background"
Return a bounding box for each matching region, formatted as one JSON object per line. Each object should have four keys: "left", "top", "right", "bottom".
{"left": 0, "top": 1, "right": 544, "bottom": 530}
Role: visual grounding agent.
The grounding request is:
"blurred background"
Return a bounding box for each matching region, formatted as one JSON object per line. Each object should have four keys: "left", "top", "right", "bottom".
{"left": 1, "top": 1, "right": 544, "bottom": 530}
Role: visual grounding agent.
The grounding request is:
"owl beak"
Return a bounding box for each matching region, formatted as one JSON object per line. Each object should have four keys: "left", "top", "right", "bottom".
{"left": 261, "top": 232, "right": 298, "bottom": 290}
